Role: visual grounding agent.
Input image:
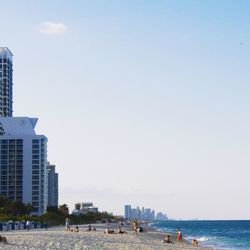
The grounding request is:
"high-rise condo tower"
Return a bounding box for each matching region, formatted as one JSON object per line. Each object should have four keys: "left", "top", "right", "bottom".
{"left": 0, "top": 47, "right": 13, "bottom": 117}
{"left": 0, "top": 48, "right": 50, "bottom": 215}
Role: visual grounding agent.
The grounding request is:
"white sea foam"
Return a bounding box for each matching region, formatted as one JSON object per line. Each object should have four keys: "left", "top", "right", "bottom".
{"left": 185, "top": 235, "right": 209, "bottom": 243}
{"left": 197, "top": 236, "right": 209, "bottom": 242}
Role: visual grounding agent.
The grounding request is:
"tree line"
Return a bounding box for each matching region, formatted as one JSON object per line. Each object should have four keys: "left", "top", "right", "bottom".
{"left": 0, "top": 197, "right": 115, "bottom": 226}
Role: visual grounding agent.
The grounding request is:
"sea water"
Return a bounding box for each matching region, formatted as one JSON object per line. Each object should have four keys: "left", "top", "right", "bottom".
{"left": 151, "top": 220, "right": 250, "bottom": 249}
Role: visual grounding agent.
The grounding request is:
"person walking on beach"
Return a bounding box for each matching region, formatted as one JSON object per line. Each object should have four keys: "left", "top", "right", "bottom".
{"left": 177, "top": 228, "right": 183, "bottom": 243}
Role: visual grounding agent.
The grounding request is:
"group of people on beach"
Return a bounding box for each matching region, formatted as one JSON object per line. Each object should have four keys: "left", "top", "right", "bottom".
{"left": 105, "top": 226, "right": 128, "bottom": 234}
{"left": 161, "top": 228, "right": 199, "bottom": 247}
{"left": 87, "top": 224, "right": 96, "bottom": 231}
{"left": 65, "top": 218, "right": 80, "bottom": 232}
{"left": 65, "top": 219, "right": 129, "bottom": 235}
{"left": 64, "top": 218, "right": 199, "bottom": 247}
{"left": 65, "top": 219, "right": 99, "bottom": 233}
{"left": 161, "top": 228, "right": 182, "bottom": 244}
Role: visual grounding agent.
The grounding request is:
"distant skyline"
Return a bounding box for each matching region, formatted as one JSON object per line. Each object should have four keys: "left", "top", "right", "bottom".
{"left": 1, "top": 0, "right": 250, "bottom": 219}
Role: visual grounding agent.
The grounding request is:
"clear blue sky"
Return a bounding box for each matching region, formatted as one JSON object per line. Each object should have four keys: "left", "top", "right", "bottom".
{"left": 1, "top": 0, "right": 250, "bottom": 219}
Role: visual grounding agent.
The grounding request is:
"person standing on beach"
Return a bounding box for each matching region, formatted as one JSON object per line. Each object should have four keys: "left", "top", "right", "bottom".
{"left": 65, "top": 218, "right": 70, "bottom": 231}
{"left": 133, "top": 220, "right": 138, "bottom": 235}
{"left": 177, "top": 228, "right": 183, "bottom": 243}
{"left": 26, "top": 220, "right": 31, "bottom": 231}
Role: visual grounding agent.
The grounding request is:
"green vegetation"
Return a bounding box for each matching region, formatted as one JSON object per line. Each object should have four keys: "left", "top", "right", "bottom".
{"left": 0, "top": 197, "right": 115, "bottom": 227}
{"left": 41, "top": 204, "right": 115, "bottom": 226}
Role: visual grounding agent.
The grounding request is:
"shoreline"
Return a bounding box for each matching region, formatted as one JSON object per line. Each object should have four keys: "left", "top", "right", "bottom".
{"left": 142, "top": 223, "right": 213, "bottom": 249}
{"left": 148, "top": 223, "right": 215, "bottom": 249}
{"left": 0, "top": 222, "right": 214, "bottom": 249}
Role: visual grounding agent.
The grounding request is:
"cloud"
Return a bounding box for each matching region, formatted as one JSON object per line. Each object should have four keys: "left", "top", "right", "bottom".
{"left": 38, "top": 22, "right": 68, "bottom": 35}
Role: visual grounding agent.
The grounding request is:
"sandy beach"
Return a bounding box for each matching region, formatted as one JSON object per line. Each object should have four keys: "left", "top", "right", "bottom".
{"left": 0, "top": 223, "right": 214, "bottom": 250}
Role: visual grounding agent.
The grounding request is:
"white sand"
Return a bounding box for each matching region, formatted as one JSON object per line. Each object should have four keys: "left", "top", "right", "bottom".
{"left": 0, "top": 223, "right": 214, "bottom": 250}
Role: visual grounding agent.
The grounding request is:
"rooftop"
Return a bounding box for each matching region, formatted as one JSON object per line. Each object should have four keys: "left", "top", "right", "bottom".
{"left": 0, "top": 117, "right": 38, "bottom": 136}
{"left": 0, "top": 47, "right": 13, "bottom": 58}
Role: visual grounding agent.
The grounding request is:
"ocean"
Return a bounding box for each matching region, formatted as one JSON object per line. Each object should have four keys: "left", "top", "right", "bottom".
{"left": 151, "top": 220, "right": 250, "bottom": 249}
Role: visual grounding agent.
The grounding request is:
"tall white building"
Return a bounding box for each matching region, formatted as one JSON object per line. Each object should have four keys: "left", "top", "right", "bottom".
{"left": 0, "top": 117, "right": 48, "bottom": 215}
{"left": 0, "top": 47, "right": 13, "bottom": 117}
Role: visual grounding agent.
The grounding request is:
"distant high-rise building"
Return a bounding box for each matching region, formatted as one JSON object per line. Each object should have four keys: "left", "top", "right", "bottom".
{"left": 136, "top": 206, "right": 142, "bottom": 220}
{"left": 156, "top": 212, "right": 168, "bottom": 221}
{"left": 131, "top": 208, "right": 137, "bottom": 220}
{"left": 124, "top": 205, "right": 161, "bottom": 221}
{"left": 124, "top": 205, "right": 131, "bottom": 220}
{"left": 0, "top": 48, "right": 13, "bottom": 117}
{"left": 0, "top": 117, "right": 48, "bottom": 215}
{"left": 47, "top": 162, "right": 58, "bottom": 207}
